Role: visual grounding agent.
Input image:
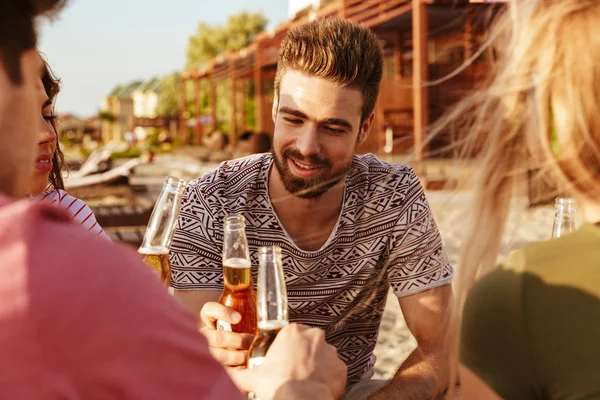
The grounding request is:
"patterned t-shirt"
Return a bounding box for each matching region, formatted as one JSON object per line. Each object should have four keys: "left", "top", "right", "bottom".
{"left": 170, "top": 153, "right": 453, "bottom": 383}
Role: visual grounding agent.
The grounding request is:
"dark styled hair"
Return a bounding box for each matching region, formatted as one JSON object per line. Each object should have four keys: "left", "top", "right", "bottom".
{"left": 274, "top": 17, "right": 384, "bottom": 122}
{"left": 0, "top": 0, "right": 67, "bottom": 84}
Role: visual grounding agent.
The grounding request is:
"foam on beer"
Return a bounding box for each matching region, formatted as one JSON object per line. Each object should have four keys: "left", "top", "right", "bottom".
{"left": 223, "top": 257, "right": 251, "bottom": 268}
{"left": 138, "top": 246, "right": 169, "bottom": 255}
{"left": 258, "top": 320, "right": 289, "bottom": 330}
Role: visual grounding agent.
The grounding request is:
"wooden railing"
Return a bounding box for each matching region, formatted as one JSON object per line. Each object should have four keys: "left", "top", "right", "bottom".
{"left": 343, "top": 0, "right": 411, "bottom": 27}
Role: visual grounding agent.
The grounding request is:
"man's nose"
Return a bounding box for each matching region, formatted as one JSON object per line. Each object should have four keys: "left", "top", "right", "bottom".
{"left": 296, "top": 124, "right": 321, "bottom": 157}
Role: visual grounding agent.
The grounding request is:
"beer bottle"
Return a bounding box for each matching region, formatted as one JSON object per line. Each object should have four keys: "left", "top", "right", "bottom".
{"left": 247, "top": 246, "right": 288, "bottom": 368}
{"left": 552, "top": 197, "right": 578, "bottom": 238}
{"left": 138, "top": 176, "right": 186, "bottom": 285}
{"left": 217, "top": 214, "right": 257, "bottom": 334}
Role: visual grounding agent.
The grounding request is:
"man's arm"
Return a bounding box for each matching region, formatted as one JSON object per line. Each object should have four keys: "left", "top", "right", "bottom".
{"left": 32, "top": 227, "right": 243, "bottom": 400}
{"left": 368, "top": 284, "right": 453, "bottom": 400}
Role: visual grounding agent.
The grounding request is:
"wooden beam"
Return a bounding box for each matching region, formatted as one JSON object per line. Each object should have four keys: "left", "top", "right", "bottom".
{"left": 412, "top": 0, "right": 429, "bottom": 160}
{"left": 362, "top": 3, "right": 412, "bottom": 29}
{"left": 209, "top": 74, "right": 217, "bottom": 132}
{"left": 394, "top": 31, "right": 403, "bottom": 79}
{"left": 193, "top": 77, "right": 202, "bottom": 146}
{"left": 179, "top": 76, "right": 187, "bottom": 142}
{"left": 230, "top": 62, "right": 237, "bottom": 149}
{"left": 254, "top": 43, "right": 264, "bottom": 132}
{"left": 240, "top": 80, "right": 247, "bottom": 131}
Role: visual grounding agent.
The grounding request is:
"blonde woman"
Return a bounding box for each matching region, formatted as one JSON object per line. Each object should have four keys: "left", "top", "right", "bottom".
{"left": 439, "top": 0, "right": 600, "bottom": 398}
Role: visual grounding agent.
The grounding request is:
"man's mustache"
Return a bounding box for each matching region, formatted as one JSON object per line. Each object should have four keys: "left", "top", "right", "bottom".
{"left": 282, "top": 149, "right": 330, "bottom": 168}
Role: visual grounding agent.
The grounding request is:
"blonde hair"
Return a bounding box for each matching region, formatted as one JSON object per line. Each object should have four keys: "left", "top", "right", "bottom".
{"left": 432, "top": 0, "right": 600, "bottom": 395}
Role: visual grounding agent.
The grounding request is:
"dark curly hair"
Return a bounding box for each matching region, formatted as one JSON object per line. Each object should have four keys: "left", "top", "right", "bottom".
{"left": 41, "top": 58, "right": 66, "bottom": 191}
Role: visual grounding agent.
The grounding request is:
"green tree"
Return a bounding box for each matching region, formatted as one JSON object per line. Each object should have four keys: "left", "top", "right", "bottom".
{"left": 186, "top": 23, "right": 227, "bottom": 70}
{"left": 222, "top": 11, "right": 268, "bottom": 53}
{"left": 185, "top": 11, "right": 267, "bottom": 136}
{"left": 186, "top": 11, "right": 267, "bottom": 69}
{"left": 157, "top": 72, "right": 181, "bottom": 118}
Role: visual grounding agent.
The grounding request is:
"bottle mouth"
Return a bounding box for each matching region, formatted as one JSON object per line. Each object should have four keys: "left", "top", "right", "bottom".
{"left": 259, "top": 245, "right": 282, "bottom": 259}
{"left": 165, "top": 176, "right": 187, "bottom": 192}
{"left": 224, "top": 213, "right": 246, "bottom": 229}
{"left": 555, "top": 197, "right": 576, "bottom": 210}
{"left": 556, "top": 197, "right": 574, "bottom": 205}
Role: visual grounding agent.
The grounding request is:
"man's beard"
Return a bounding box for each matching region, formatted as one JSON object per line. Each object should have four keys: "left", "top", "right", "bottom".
{"left": 272, "top": 147, "right": 353, "bottom": 199}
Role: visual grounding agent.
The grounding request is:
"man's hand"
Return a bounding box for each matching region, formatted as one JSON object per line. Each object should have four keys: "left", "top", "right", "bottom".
{"left": 199, "top": 301, "right": 254, "bottom": 367}
{"left": 250, "top": 323, "right": 348, "bottom": 400}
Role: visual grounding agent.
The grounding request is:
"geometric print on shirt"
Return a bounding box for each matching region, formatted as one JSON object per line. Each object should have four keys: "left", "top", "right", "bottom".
{"left": 170, "top": 153, "right": 453, "bottom": 384}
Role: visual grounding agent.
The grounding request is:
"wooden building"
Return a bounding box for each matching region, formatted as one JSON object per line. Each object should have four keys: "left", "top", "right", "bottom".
{"left": 180, "top": 0, "right": 501, "bottom": 159}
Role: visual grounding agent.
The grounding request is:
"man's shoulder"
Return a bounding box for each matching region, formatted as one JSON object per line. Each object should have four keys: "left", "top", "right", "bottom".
{"left": 0, "top": 197, "right": 141, "bottom": 293}
{"left": 187, "top": 153, "right": 269, "bottom": 194}
{"left": 351, "top": 154, "right": 420, "bottom": 194}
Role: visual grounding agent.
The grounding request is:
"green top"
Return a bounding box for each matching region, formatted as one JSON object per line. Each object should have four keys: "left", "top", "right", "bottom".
{"left": 460, "top": 223, "right": 600, "bottom": 399}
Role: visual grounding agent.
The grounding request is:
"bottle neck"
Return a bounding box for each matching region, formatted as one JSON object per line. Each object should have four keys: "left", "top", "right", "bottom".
{"left": 257, "top": 254, "right": 288, "bottom": 324}
{"left": 555, "top": 204, "right": 576, "bottom": 215}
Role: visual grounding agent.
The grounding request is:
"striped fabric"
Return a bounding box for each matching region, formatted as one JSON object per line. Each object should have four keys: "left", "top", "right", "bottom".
{"left": 29, "top": 190, "right": 108, "bottom": 238}
{"left": 170, "top": 153, "right": 453, "bottom": 383}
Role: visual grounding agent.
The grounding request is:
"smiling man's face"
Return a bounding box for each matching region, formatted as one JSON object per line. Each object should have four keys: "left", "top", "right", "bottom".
{"left": 271, "top": 70, "right": 371, "bottom": 199}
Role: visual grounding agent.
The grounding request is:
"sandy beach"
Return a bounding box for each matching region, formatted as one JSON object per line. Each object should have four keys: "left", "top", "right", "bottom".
{"left": 372, "top": 190, "right": 555, "bottom": 379}
{"left": 127, "top": 152, "right": 557, "bottom": 381}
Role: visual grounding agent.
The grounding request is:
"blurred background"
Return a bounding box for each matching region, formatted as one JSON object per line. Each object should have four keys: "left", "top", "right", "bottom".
{"left": 39, "top": 0, "right": 560, "bottom": 381}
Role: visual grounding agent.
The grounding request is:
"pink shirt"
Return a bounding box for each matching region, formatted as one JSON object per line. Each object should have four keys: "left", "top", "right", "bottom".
{"left": 0, "top": 196, "right": 241, "bottom": 399}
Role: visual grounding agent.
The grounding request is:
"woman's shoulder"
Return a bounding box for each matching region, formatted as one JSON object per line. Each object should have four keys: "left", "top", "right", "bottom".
{"left": 45, "top": 190, "right": 94, "bottom": 218}
{"left": 508, "top": 223, "right": 600, "bottom": 284}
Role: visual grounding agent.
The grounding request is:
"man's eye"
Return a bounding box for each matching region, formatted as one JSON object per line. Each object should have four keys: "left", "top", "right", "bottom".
{"left": 324, "top": 126, "right": 344, "bottom": 134}
{"left": 44, "top": 115, "right": 57, "bottom": 122}
{"left": 284, "top": 118, "right": 302, "bottom": 124}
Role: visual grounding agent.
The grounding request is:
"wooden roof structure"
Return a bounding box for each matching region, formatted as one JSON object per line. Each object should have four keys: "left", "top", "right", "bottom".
{"left": 180, "top": 0, "right": 501, "bottom": 158}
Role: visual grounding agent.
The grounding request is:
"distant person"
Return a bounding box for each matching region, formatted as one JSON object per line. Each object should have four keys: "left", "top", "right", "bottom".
{"left": 0, "top": 2, "right": 347, "bottom": 399}
{"left": 435, "top": 1, "right": 600, "bottom": 398}
{"left": 233, "top": 131, "right": 271, "bottom": 158}
{"left": 252, "top": 131, "right": 272, "bottom": 154}
{"left": 232, "top": 130, "right": 255, "bottom": 158}
{"left": 26, "top": 57, "right": 107, "bottom": 238}
{"left": 204, "top": 130, "right": 231, "bottom": 162}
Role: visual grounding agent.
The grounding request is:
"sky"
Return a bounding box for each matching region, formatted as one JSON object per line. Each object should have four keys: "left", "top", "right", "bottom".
{"left": 38, "top": 0, "right": 289, "bottom": 117}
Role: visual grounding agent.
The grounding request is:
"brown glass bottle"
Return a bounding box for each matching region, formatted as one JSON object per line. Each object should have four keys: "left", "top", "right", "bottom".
{"left": 217, "top": 214, "right": 257, "bottom": 335}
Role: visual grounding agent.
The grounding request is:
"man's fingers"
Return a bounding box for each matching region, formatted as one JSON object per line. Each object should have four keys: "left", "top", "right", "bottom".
{"left": 202, "top": 329, "right": 255, "bottom": 350}
{"left": 208, "top": 347, "right": 249, "bottom": 367}
{"left": 200, "top": 302, "right": 241, "bottom": 328}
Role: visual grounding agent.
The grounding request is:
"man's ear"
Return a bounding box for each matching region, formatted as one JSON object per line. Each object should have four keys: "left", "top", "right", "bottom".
{"left": 272, "top": 96, "right": 279, "bottom": 123}
{"left": 358, "top": 112, "right": 375, "bottom": 146}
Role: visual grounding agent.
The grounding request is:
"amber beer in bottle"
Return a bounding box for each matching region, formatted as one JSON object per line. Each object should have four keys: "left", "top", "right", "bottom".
{"left": 247, "top": 246, "right": 289, "bottom": 368}
{"left": 217, "top": 214, "right": 257, "bottom": 334}
{"left": 138, "top": 176, "right": 186, "bottom": 285}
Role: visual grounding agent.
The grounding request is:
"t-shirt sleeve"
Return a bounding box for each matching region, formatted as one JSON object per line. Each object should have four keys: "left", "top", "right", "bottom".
{"left": 459, "top": 267, "right": 536, "bottom": 399}
{"left": 30, "top": 222, "right": 242, "bottom": 400}
{"left": 385, "top": 169, "right": 453, "bottom": 297}
{"left": 169, "top": 180, "right": 224, "bottom": 290}
{"left": 56, "top": 190, "right": 109, "bottom": 239}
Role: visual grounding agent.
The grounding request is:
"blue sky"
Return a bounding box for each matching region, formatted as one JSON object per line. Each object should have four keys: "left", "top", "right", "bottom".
{"left": 38, "top": 0, "right": 288, "bottom": 117}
